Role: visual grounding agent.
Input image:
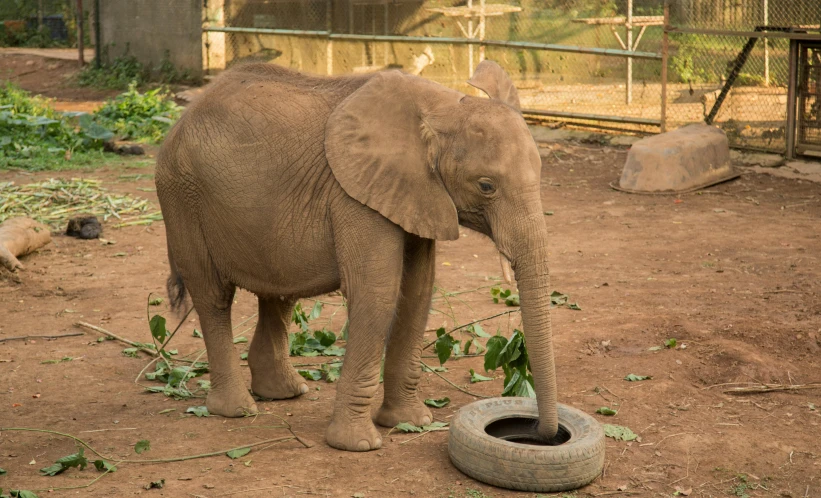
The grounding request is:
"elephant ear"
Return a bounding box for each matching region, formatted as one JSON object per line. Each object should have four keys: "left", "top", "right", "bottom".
{"left": 467, "top": 60, "right": 521, "bottom": 111}
{"left": 325, "top": 70, "right": 462, "bottom": 241}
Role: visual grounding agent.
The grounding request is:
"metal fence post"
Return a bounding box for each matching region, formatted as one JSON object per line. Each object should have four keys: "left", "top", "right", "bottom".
{"left": 660, "top": 0, "right": 669, "bottom": 133}
{"left": 626, "top": 0, "right": 633, "bottom": 104}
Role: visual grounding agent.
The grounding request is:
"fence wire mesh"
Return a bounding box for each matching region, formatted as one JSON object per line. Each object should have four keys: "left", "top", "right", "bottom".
{"left": 666, "top": 0, "right": 821, "bottom": 152}
{"left": 204, "top": 0, "right": 820, "bottom": 152}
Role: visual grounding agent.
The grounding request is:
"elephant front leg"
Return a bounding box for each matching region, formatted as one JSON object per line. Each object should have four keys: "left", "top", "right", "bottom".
{"left": 248, "top": 297, "right": 309, "bottom": 400}
{"left": 327, "top": 218, "right": 405, "bottom": 452}
{"left": 375, "top": 235, "right": 434, "bottom": 428}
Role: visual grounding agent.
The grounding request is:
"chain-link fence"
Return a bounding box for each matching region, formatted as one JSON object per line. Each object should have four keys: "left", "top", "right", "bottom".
{"left": 204, "top": 0, "right": 667, "bottom": 133}
{"left": 664, "top": 0, "right": 821, "bottom": 153}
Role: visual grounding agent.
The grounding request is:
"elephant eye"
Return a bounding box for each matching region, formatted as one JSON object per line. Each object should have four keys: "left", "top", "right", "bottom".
{"left": 478, "top": 181, "right": 495, "bottom": 194}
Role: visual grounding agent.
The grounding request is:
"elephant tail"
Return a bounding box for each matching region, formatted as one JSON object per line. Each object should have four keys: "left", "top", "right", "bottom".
{"left": 166, "top": 247, "right": 188, "bottom": 312}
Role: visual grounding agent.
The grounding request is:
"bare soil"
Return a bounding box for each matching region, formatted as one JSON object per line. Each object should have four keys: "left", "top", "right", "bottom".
{"left": 0, "top": 52, "right": 121, "bottom": 113}
{"left": 1, "top": 132, "right": 820, "bottom": 498}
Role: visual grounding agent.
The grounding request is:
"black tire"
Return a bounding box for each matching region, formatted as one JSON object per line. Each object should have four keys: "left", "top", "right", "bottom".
{"left": 448, "top": 398, "right": 605, "bottom": 492}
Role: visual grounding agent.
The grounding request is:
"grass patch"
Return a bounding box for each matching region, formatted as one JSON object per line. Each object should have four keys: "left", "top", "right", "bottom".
{"left": 94, "top": 83, "right": 181, "bottom": 143}
{"left": 77, "top": 53, "right": 147, "bottom": 90}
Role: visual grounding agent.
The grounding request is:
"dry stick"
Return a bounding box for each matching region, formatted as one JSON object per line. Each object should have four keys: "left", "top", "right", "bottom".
{"left": 0, "top": 427, "right": 311, "bottom": 465}
{"left": 74, "top": 322, "right": 157, "bottom": 357}
{"left": 0, "top": 332, "right": 83, "bottom": 343}
{"left": 420, "top": 361, "right": 490, "bottom": 399}
{"left": 421, "top": 309, "right": 521, "bottom": 351}
{"left": 724, "top": 383, "right": 821, "bottom": 395}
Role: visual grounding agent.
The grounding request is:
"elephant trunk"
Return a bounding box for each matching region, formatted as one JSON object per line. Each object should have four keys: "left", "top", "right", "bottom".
{"left": 507, "top": 212, "right": 559, "bottom": 440}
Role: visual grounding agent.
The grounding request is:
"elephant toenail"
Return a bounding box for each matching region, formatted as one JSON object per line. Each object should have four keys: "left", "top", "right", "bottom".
{"left": 356, "top": 440, "right": 371, "bottom": 451}
{"left": 299, "top": 384, "right": 309, "bottom": 394}
{"left": 421, "top": 416, "right": 431, "bottom": 426}
{"left": 373, "top": 437, "right": 382, "bottom": 448}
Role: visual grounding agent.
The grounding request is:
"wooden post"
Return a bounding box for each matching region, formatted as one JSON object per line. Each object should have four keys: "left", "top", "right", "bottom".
{"left": 660, "top": 0, "right": 669, "bottom": 132}
{"left": 467, "top": 0, "right": 474, "bottom": 77}
{"left": 626, "top": 0, "right": 633, "bottom": 104}
{"left": 762, "top": 0, "right": 769, "bottom": 86}
{"left": 77, "top": 0, "right": 85, "bottom": 66}
{"left": 478, "top": 0, "right": 486, "bottom": 63}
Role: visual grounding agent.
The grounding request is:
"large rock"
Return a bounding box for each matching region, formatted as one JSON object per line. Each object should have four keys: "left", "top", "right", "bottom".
{"left": 619, "top": 124, "right": 735, "bottom": 192}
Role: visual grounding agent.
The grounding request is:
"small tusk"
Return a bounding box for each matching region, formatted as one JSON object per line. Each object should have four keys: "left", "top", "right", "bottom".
{"left": 499, "top": 253, "right": 514, "bottom": 284}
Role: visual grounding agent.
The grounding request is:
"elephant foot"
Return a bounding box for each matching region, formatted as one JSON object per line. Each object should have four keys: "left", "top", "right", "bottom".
{"left": 326, "top": 414, "right": 383, "bottom": 452}
{"left": 206, "top": 383, "right": 258, "bottom": 418}
{"left": 374, "top": 399, "right": 432, "bottom": 428}
{"left": 250, "top": 365, "right": 309, "bottom": 400}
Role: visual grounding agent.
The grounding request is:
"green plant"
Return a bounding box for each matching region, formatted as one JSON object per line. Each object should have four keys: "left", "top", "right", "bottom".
{"left": 154, "top": 50, "right": 193, "bottom": 84}
{"left": 77, "top": 52, "right": 147, "bottom": 90}
{"left": 93, "top": 82, "right": 181, "bottom": 143}
{"left": 0, "top": 83, "right": 113, "bottom": 165}
{"left": 484, "top": 329, "right": 535, "bottom": 397}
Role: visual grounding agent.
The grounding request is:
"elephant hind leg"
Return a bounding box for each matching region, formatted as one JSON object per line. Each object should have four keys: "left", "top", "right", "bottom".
{"left": 162, "top": 205, "right": 256, "bottom": 418}
{"left": 248, "top": 296, "right": 309, "bottom": 400}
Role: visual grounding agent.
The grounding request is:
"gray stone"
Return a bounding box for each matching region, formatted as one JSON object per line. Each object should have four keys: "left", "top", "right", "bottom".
{"left": 619, "top": 124, "right": 734, "bottom": 192}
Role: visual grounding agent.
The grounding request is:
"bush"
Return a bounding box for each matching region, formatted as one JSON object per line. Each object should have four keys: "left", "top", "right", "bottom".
{"left": 77, "top": 53, "right": 147, "bottom": 90}
{"left": 0, "top": 83, "right": 112, "bottom": 164}
{"left": 93, "top": 82, "right": 181, "bottom": 143}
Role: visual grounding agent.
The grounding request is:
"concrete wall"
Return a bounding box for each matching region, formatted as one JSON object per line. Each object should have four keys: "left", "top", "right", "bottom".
{"left": 100, "top": 0, "right": 202, "bottom": 80}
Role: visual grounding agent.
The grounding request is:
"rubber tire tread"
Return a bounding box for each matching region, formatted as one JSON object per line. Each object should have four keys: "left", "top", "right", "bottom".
{"left": 448, "top": 398, "right": 605, "bottom": 492}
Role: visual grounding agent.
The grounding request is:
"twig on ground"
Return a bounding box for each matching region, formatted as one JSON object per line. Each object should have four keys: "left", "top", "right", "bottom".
{"left": 80, "top": 428, "right": 137, "bottom": 433}
{"left": 421, "top": 309, "right": 521, "bottom": 351}
{"left": 655, "top": 432, "right": 696, "bottom": 448}
{"left": 420, "top": 361, "right": 490, "bottom": 398}
{"left": 74, "top": 322, "right": 157, "bottom": 356}
{"left": 0, "top": 332, "right": 83, "bottom": 343}
{"left": 724, "top": 383, "right": 821, "bottom": 395}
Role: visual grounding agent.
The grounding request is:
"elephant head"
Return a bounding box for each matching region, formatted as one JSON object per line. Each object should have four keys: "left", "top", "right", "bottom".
{"left": 325, "top": 61, "right": 558, "bottom": 440}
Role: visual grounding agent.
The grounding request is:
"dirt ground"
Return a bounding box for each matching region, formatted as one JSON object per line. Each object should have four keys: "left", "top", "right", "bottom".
{"left": 2, "top": 55, "right": 821, "bottom": 498}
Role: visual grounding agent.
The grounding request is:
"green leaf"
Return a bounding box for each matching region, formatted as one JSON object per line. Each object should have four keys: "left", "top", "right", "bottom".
{"left": 602, "top": 424, "right": 637, "bottom": 441}
{"left": 665, "top": 338, "right": 678, "bottom": 349}
{"left": 468, "top": 323, "right": 490, "bottom": 338}
{"left": 186, "top": 406, "right": 209, "bottom": 417}
{"left": 0, "top": 468, "right": 5, "bottom": 475}
{"left": 469, "top": 369, "right": 493, "bottom": 383}
{"left": 226, "top": 447, "right": 251, "bottom": 459}
{"left": 10, "top": 491, "right": 38, "bottom": 498}
{"left": 93, "top": 460, "right": 117, "bottom": 473}
{"left": 596, "top": 407, "right": 618, "bottom": 416}
{"left": 122, "top": 347, "right": 139, "bottom": 357}
{"left": 424, "top": 397, "right": 450, "bottom": 408}
{"left": 313, "top": 328, "right": 336, "bottom": 348}
{"left": 421, "top": 364, "right": 447, "bottom": 373}
{"left": 647, "top": 345, "right": 663, "bottom": 351}
{"left": 308, "top": 301, "right": 323, "bottom": 320}
{"left": 157, "top": 408, "right": 175, "bottom": 415}
{"left": 394, "top": 422, "right": 423, "bottom": 433}
{"left": 544, "top": 211, "right": 554, "bottom": 215}
{"left": 134, "top": 440, "right": 151, "bottom": 454}
{"left": 38, "top": 463, "right": 65, "bottom": 477}
{"left": 550, "top": 291, "right": 569, "bottom": 306}
{"left": 568, "top": 302, "right": 582, "bottom": 311}
{"left": 148, "top": 297, "right": 164, "bottom": 306}
{"left": 501, "top": 369, "right": 536, "bottom": 398}
{"left": 321, "top": 345, "right": 346, "bottom": 357}
{"left": 504, "top": 293, "right": 520, "bottom": 307}
{"left": 192, "top": 329, "right": 203, "bottom": 338}
{"left": 421, "top": 422, "right": 449, "bottom": 430}
{"left": 148, "top": 315, "right": 167, "bottom": 343}
{"left": 484, "top": 335, "right": 507, "bottom": 372}
{"left": 40, "top": 447, "right": 87, "bottom": 476}
{"left": 298, "top": 369, "right": 322, "bottom": 381}
{"left": 233, "top": 336, "right": 248, "bottom": 344}
{"left": 434, "top": 328, "right": 456, "bottom": 365}
{"left": 321, "top": 362, "right": 342, "bottom": 383}
{"left": 624, "top": 374, "right": 652, "bottom": 382}
{"left": 240, "top": 352, "right": 248, "bottom": 360}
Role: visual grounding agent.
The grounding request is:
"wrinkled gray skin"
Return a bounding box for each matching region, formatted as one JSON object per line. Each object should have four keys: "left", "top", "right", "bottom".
{"left": 155, "top": 60, "right": 557, "bottom": 451}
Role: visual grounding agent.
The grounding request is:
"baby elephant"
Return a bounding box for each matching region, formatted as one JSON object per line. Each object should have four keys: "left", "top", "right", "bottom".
{"left": 156, "top": 60, "right": 559, "bottom": 451}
